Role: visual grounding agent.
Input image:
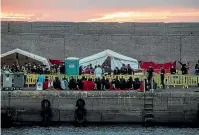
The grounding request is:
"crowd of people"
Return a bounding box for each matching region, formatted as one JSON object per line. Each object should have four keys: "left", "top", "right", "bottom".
{"left": 38, "top": 74, "right": 143, "bottom": 91}
{"left": 1, "top": 62, "right": 65, "bottom": 74}
{"left": 1, "top": 60, "right": 199, "bottom": 76}
{"left": 79, "top": 64, "right": 134, "bottom": 75}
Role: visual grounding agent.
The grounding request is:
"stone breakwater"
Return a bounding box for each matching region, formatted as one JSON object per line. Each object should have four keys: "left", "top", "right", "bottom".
{"left": 1, "top": 91, "right": 199, "bottom": 126}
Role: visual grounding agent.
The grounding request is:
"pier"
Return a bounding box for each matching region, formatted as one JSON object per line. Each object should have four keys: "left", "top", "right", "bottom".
{"left": 1, "top": 88, "right": 199, "bottom": 127}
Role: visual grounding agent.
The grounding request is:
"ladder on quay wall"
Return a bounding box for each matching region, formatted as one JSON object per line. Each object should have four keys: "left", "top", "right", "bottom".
{"left": 143, "top": 95, "right": 154, "bottom": 124}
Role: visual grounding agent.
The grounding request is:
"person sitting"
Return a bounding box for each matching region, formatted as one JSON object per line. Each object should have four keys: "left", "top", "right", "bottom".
{"left": 95, "top": 78, "right": 101, "bottom": 90}
{"left": 133, "top": 78, "right": 141, "bottom": 90}
{"left": 114, "top": 77, "right": 121, "bottom": 90}
{"left": 120, "top": 78, "right": 126, "bottom": 90}
{"left": 104, "top": 78, "right": 110, "bottom": 90}
{"left": 170, "top": 65, "right": 176, "bottom": 74}
{"left": 127, "top": 77, "right": 133, "bottom": 89}
{"left": 68, "top": 76, "right": 77, "bottom": 90}
{"left": 77, "top": 79, "right": 83, "bottom": 90}
{"left": 101, "top": 76, "right": 106, "bottom": 90}
{"left": 87, "top": 78, "right": 95, "bottom": 91}
{"left": 53, "top": 77, "right": 62, "bottom": 90}
{"left": 82, "top": 78, "right": 88, "bottom": 90}
{"left": 61, "top": 77, "right": 69, "bottom": 90}
{"left": 43, "top": 77, "right": 49, "bottom": 90}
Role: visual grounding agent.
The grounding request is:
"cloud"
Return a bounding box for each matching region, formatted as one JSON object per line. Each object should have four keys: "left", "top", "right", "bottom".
{"left": 1, "top": 0, "right": 199, "bottom": 22}
{"left": 0, "top": 13, "right": 49, "bottom": 21}
{"left": 88, "top": 10, "right": 199, "bottom": 22}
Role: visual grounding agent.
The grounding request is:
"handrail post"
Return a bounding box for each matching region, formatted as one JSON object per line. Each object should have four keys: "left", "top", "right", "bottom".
{"left": 151, "top": 77, "right": 154, "bottom": 93}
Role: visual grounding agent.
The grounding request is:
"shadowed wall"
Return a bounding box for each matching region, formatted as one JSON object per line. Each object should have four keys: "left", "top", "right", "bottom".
{"left": 1, "top": 22, "right": 199, "bottom": 71}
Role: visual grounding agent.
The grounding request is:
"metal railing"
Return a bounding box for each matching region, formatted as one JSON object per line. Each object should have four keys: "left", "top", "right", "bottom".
{"left": 25, "top": 74, "right": 199, "bottom": 88}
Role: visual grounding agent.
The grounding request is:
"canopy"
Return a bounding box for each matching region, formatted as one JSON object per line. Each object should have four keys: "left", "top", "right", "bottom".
{"left": 1, "top": 48, "right": 50, "bottom": 68}
{"left": 80, "top": 49, "right": 139, "bottom": 70}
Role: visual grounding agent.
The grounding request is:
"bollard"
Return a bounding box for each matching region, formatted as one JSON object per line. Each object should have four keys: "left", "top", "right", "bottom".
{"left": 41, "top": 99, "right": 52, "bottom": 126}
{"left": 74, "top": 99, "right": 86, "bottom": 125}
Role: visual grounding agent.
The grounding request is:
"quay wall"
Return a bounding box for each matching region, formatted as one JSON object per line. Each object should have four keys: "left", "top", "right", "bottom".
{"left": 1, "top": 22, "right": 199, "bottom": 71}
{"left": 1, "top": 91, "right": 199, "bottom": 123}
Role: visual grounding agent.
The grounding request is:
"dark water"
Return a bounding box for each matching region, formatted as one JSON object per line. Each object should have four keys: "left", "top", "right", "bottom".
{"left": 1, "top": 125, "right": 199, "bottom": 135}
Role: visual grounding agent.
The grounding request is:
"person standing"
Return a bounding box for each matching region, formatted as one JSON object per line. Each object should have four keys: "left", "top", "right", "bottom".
{"left": 147, "top": 65, "right": 154, "bottom": 84}
{"left": 160, "top": 66, "right": 165, "bottom": 89}
{"left": 195, "top": 60, "right": 199, "bottom": 75}
{"left": 94, "top": 65, "right": 103, "bottom": 79}
{"left": 121, "top": 64, "right": 127, "bottom": 74}
{"left": 127, "top": 64, "right": 134, "bottom": 75}
{"left": 79, "top": 66, "right": 83, "bottom": 75}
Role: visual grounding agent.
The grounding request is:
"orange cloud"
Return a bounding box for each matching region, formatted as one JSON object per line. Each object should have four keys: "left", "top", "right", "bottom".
{"left": 88, "top": 10, "right": 199, "bottom": 22}
{"left": 0, "top": 13, "right": 49, "bottom": 21}
{"left": 0, "top": 13, "right": 34, "bottom": 21}
{"left": 1, "top": 8, "right": 199, "bottom": 22}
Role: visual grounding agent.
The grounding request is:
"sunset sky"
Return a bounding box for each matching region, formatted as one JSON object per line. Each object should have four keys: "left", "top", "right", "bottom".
{"left": 1, "top": 0, "right": 199, "bottom": 22}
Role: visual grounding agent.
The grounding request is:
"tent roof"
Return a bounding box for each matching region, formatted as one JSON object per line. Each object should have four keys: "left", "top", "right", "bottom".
{"left": 80, "top": 49, "right": 138, "bottom": 65}
{"left": 1, "top": 48, "right": 50, "bottom": 68}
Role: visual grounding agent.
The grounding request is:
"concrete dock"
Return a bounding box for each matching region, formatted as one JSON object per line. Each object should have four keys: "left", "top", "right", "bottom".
{"left": 1, "top": 88, "right": 199, "bottom": 127}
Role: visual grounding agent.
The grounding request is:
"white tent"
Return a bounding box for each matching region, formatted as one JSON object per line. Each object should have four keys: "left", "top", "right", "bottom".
{"left": 1, "top": 48, "right": 50, "bottom": 68}
{"left": 79, "top": 49, "right": 139, "bottom": 70}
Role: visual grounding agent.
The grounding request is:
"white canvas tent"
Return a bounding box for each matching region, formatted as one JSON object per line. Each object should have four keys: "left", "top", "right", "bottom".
{"left": 1, "top": 48, "right": 50, "bottom": 68}
{"left": 79, "top": 49, "right": 139, "bottom": 70}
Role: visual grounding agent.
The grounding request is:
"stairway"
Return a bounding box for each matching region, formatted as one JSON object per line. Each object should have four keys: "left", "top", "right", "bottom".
{"left": 144, "top": 96, "right": 154, "bottom": 124}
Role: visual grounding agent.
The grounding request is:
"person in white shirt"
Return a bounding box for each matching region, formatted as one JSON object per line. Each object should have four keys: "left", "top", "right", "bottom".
{"left": 94, "top": 65, "right": 102, "bottom": 79}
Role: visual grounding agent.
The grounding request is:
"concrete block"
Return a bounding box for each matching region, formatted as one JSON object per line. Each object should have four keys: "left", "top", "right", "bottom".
{"left": 59, "top": 110, "right": 75, "bottom": 122}
{"left": 153, "top": 111, "right": 169, "bottom": 122}
{"left": 101, "top": 111, "right": 142, "bottom": 122}
{"left": 17, "top": 109, "right": 41, "bottom": 122}
{"left": 86, "top": 111, "right": 102, "bottom": 122}
{"left": 168, "top": 111, "right": 185, "bottom": 122}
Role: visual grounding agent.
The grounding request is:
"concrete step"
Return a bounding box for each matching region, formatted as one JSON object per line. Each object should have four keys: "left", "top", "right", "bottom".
{"left": 144, "top": 108, "right": 153, "bottom": 110}
{"left": 145, "top": 97, "right": 154, "bottom": 100}
{"left": 145, "top": 112, "right": 154, "bottom": 115}
{"left": 144, "top": 117, "right": 154, "bottom": 122}
{"left": 144, "top": 103, "right": 153, "bottom": 105}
